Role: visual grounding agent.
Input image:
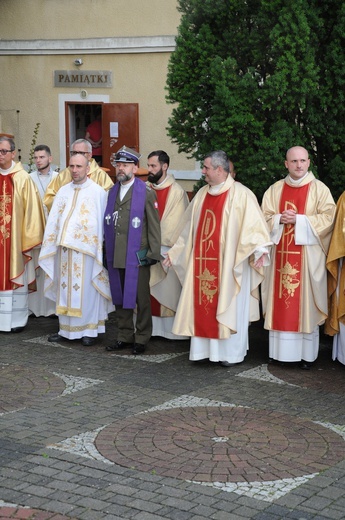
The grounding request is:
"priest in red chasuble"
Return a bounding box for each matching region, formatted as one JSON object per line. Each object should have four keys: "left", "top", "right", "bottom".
{"left": 147, "top": 150, "right": 189, "bottom": 340}
{"left": 163, "top": 150, "right": 272, "bottom": 367}
{"left": 261, "top": 146, "right": 336, "bottom": 369}
{"left": 0, "top": 136, "right": 45, "bottom": 332}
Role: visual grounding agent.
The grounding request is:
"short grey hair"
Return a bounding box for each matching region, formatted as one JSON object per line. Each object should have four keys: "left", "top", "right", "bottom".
{"left": 72, "top": 138, "right": 92, "bottom": 153}
{"left": 204, "top": 150, "right": 230, "bottom": 173}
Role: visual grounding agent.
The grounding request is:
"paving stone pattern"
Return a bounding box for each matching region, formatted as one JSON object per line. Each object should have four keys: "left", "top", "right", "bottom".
{"left": 0, "top": 314, "right": 344, "bottom": 520}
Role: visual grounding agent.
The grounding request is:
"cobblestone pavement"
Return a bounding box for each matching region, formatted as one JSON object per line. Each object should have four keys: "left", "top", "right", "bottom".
{"left": 1, "top": 313, "right": 344, "bottom": 520}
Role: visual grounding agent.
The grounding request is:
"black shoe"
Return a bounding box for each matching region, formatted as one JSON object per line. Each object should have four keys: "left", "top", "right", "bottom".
{"left": 219, "top": 361, "right": 240, "bottom": 367}
{"left": 48, "top": 333, "right": 64, "bottom": 343}
{"left": 82, "top": 336, "right": 96, "bottom": 346}
{"left": 105, "top": 340, "right": 133, "bottom": 352}
{"left": 132, "top": 343, "right": 146, "bottom": 355}
{"left": 268, "top": 358, "right": 285, "bottom": 366}
{"left": 300, "top": 360, "right": 312, "bottom": 370}
{"left": 10, "top": 326, "right": 25, "bottom": 333}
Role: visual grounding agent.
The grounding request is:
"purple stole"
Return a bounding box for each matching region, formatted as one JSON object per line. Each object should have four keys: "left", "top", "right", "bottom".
{"left": 104, "top": 178, "right": 146, "bottom": 308}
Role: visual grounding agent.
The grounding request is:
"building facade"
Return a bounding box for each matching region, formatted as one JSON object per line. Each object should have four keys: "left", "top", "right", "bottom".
{"left": 0, "top": 0, "right": 200, "bottom": 189}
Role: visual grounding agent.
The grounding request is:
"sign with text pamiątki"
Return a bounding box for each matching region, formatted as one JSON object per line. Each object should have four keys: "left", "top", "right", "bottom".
{"left": 54, "top": 70, "right": 112, "bottom": 88}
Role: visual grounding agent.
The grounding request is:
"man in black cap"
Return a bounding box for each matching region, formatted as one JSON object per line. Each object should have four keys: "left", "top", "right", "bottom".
{"left": 104, "top": 146, "right": 161, "bottom": 354}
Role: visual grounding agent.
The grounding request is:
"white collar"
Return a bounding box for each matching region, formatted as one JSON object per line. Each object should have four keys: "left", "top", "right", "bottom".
{"left": 209, "top": 181, "right": 226, "bottom": 194}
{"left": 0, "top": 161, "right": 15, "bottom": 175}
{"left": 288, "top": 171, "right": 309, "bottom": 185}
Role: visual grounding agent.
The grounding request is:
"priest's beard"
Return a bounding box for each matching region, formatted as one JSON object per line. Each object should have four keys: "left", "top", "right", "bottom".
{"left": 148, "top": 167, "right": 164, "bottom": 184}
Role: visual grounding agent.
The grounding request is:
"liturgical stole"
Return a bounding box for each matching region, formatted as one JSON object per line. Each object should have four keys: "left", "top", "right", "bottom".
{"left": 272, "top": 182, "right": 310, "bottom": 331}
{"left": 0, "top": 174, "right": 14, "bottom": 291}
{"left": 155, "top": 185, "right": 171, "bottom": 220}
{"left": 104, "top": 178, "right": 146, "bottom": 309}
{"left": 194, "top": 190, "right": 228, "bottom": 338}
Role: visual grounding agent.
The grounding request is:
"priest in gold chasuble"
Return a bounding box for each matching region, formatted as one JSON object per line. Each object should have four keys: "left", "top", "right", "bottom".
{"left": 164, "top": 150, "right": 272, "bottom": 367}
{"left": 0, "top": 137, "right": 45, "bottom": 332}
{"left": 43, "top": 139, "right": 113, "bottom": 213}
{"left": 261, "top": 146, "right": 335, "bottom": 369}
{"left": 325, "top": 191, "right": 345, "bottom": 366}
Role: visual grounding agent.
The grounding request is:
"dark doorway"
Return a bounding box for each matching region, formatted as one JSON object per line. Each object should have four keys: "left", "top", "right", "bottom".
{"left": 65, "top": 102, "right": 139, "bottom": 179}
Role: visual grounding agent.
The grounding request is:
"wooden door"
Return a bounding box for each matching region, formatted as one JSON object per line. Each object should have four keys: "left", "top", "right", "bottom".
{"left": 102, "top": 103, "right": 139, "bottom": 181}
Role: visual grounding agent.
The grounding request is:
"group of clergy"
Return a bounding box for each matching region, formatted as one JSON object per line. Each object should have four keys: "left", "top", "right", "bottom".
{"left": 1, "top": 135, "right": 345, "bottom": 369}
{"left": 163, "top": 146, "right": 337, "bottom": 370}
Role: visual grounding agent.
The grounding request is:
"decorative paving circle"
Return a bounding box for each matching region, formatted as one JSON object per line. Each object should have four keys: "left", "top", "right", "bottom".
{"left": 95, "top": 406, "right": 344, "bottom": 482}
{"left": 0, "top": 506, "right": 73, "bottom": 519}
{"left": 0, "top": 364, "right": 65, "bottom": 414}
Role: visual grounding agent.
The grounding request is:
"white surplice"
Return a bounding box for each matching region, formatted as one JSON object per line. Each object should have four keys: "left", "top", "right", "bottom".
{"left": 39, "top": 178, "right": 114, "bottom": 339}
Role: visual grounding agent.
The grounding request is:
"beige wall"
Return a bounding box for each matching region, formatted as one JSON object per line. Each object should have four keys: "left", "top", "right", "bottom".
{"left": 0, "top": 0, "right": 201, "bottom": 182}
{"left": 0, "top": 52, "right": 186, "bottom": 169}
{"left": 0, "top": 0, "right": 181, "bottom": 40}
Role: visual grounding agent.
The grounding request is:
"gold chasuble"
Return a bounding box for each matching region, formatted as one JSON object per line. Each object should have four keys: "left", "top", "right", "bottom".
{"left": 272, "top": 183, "right": 310, "bottom": 331}
{"left": 0, "top": 166, "right": 44, "bottom": 292}
{"left": 149, "top": 175, "right": 189, "bottom": 324}
{"left": 0, "top": 174, "right": 14, "bottom": 290}
{"left": 325, "top": 192, "right": 345, "bottom": 335}
{"left": 194, "top": 191, "right": 228, "bottom": 338}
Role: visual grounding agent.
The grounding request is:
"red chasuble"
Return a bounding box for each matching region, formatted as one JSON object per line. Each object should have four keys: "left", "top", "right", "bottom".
{"left": 272, "top": 183, "right": 310, "bottom": 331}
{"left": 194, "top": 190, "right": 228, "bottom": 338}
{"left": 151, "top": 185, "right": 171, "bottom": 316}
{"left": 0, "top": 174, "right": 14, "bottom": 291}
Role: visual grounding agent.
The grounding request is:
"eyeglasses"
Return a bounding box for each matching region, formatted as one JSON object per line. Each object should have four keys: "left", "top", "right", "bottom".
{"left": 0, "top": 149, "right": 12, "bottom": 155}
{"left": 70, "top": 150, "right": 90, "bottom": 156}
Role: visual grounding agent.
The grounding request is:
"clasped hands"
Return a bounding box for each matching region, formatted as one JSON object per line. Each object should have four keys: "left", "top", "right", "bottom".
{"left": 280, "top": 209, "right": 297, "bottom": 225}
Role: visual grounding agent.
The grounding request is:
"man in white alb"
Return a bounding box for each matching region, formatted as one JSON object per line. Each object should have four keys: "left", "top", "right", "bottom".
{"left": 39, "top": 153, "right": 114, "bottom": 346}
{"left": 29, "top": 144, "right": 59, "bottom": 317}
